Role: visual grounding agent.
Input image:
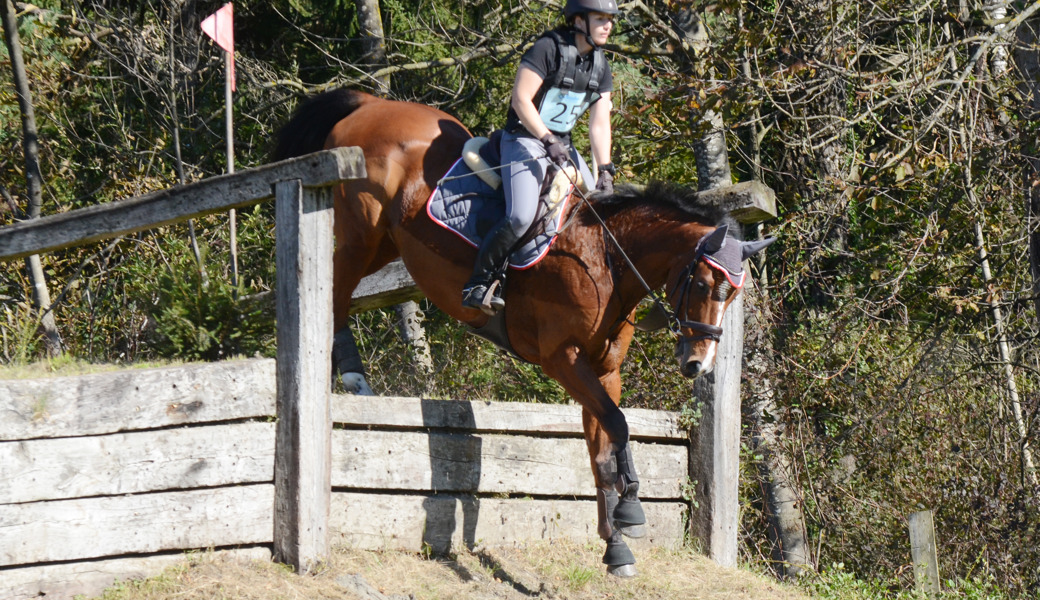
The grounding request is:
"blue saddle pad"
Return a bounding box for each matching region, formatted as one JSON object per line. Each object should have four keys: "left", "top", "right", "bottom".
{"left": 426, "top": 158, "right": 571, "bottom": 269}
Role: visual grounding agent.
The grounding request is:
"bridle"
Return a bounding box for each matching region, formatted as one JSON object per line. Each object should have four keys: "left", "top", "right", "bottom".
{"left": 552, "top": 166, "right": 743, "bottom": 350}
{"left": 665, "top": 250, "right": 747, "bottom": 359}
{"left": 670, "top": 260, "right": 728, "bottom": 344}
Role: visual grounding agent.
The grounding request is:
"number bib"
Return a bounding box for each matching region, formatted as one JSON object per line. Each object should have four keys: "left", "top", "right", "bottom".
{"left": 539, "top": 88, "right": 592, "bottom": 133}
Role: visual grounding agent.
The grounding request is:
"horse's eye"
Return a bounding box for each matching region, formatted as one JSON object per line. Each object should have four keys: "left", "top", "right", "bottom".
{"left": 694, "top": 279, "right": 710, "bottom": 295}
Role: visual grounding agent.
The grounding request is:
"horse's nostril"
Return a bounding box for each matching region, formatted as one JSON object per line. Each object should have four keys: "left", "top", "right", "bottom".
{"left": 681, "top": 360, "right": 701, "bottom": 378}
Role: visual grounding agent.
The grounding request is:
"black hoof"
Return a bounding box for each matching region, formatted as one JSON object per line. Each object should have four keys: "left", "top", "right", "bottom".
{"left": 607, "top": 563, "right": 638, "bottom": 578}
{"left": 614, "top": 498, "right": 646, "bottom": 528}
{"left": 602, "top": 539, "right": 635, "bottom": 567}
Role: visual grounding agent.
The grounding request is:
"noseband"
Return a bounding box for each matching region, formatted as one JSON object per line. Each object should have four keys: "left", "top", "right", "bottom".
{"left": 671, "top": 260, "right": 726, "bottom": 344}
{"left": 668, "top": 252, "right": 746, "bottom": 356}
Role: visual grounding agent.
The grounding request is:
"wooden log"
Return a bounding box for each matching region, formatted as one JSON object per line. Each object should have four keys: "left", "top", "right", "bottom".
{"left": 331, "top": 430, "right": 686, "bottom": 498}
{"left": 350, "top": 259, "right": 423, "bottom": 314}
{"left": 329, "top": 492, "right": 685, "bottom": 554}
{"left": 909, "top": 510, "right": 941, "bottom": 595}
{"left": 0, "top": 148, "right": 365, "bottom": 261}
{"left": 0, "top": 358, "right": 276, "bottom": 441}
{"left": 0, "top": 422, "right": 274, "bottom": 504}
{"left": 697, "top": 181, "right": 777, "bottom": 224}
{"left": 332, "top": 395, "right": 684, "bottom": 440}
{"left": 273, "top": 180, "right": 334, "bottom": 574}
{"left": 1, "top": 547, "right": 271, "bottom": 600}
{"left": 0, "top": 484, "right": 273, "bottom": 567}
{"left": 687, "top": 299, "right": 744, "bottom": 567}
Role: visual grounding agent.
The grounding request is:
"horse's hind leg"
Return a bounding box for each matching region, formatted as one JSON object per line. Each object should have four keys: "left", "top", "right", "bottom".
{"left": 331, "top": 189, "right": 399, "bottom": 394}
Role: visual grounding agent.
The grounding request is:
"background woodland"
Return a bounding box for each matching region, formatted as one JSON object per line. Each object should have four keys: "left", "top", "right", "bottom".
{"left": 1, "top": 0, "right": 1038, "bottom": 597}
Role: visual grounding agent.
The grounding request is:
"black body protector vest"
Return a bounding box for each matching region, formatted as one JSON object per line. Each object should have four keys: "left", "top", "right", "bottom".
{"left": 511, "top": 29, "right": 608, "bottom": 136}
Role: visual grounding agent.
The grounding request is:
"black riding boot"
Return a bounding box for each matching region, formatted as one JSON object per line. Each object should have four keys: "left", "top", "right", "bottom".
{"left": 462, "top": 219, "right": 520, "bottom": 316}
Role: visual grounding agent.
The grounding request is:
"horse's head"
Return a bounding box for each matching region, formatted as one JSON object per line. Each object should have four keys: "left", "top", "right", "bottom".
{"left": 659, "top": 225, "right": 775, "bottom": 379}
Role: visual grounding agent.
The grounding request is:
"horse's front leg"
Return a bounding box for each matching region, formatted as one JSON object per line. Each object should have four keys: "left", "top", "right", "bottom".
{"left": 543, "top": 349, "right": 639, "bottom": 576}
{"left": 584, "top": 373, "right": 646, "bottom": 577}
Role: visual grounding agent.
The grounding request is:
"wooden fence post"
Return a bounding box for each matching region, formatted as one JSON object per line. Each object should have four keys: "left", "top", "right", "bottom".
{"left": 909, "top": 509, "right": 941, "bottom": 596}
{"left": 273, "top": 179, "right": 334, "bottom": 573}
{"left": 687, "top": 183, "right": 777, "bottom": 568}
{"left": 687, "top": 300, "right": 744, "bottom": 567}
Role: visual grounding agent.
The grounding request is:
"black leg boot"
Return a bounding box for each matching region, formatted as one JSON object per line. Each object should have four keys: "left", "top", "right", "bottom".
{"left": 462, "top": 219, "right": 520, "bottom": 315}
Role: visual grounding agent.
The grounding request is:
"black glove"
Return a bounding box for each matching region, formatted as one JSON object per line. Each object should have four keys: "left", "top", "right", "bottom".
{"left": 541, "top": 133, "right": 570, "bottom": 166}
{"left": 596, "top": 164, "right": 615, "bottom": 195}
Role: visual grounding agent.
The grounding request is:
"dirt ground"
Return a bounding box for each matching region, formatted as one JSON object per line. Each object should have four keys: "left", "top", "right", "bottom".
{"left": 93, "top": 540, "right": 812, "bottom": 600}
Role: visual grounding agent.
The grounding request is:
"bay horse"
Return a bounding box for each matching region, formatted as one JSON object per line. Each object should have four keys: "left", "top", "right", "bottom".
{"left": 273, "top": 89, "right": 772, "bottom": 576}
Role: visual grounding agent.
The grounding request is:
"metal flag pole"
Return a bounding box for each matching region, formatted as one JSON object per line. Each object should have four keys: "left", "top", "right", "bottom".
{"left": 225, "top": 48, "right": 238, "bottom": 293}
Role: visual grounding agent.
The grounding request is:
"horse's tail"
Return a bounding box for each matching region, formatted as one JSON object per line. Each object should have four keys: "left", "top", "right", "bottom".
{"left": 272, "top": 88, "right": 371, "bottom": 161}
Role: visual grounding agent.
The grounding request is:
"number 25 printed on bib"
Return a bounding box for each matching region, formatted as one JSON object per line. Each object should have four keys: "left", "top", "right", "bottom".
{"left": 539, "top": 89, "right": 591, "bottom": 133}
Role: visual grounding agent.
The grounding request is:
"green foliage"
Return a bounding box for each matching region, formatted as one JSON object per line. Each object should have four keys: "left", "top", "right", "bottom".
{"left": 801, "top": 563, "right": 1015, "bottom": 600}
{"left": 3, "top": 2, "right": 1039, "bottom": 598}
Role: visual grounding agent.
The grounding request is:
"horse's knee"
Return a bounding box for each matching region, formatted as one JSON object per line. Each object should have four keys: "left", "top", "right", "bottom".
{"left": 601, "top": 409, "right": 630, "bottom": 446}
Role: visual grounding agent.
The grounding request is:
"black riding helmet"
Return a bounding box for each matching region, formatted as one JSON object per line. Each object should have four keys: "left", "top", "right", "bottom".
{"left": 563, "top": 0, "right": 620, "bottom": 17}
{"left": 563, "top": 0, "right": 619, "bottom": 49}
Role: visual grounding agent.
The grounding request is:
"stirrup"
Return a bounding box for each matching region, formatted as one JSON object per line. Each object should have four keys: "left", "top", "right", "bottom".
{"left": 462, "top": 281, "right": 504, "bottom": 316}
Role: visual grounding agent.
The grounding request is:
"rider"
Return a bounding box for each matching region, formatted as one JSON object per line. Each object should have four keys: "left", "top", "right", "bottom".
{"left": 461, "top": 0, "right": 619, "bottom": 316}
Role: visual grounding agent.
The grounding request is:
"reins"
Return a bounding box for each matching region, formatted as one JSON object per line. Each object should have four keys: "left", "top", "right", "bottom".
{"left": 438, "top": 146, "right": 727, "bottom": 346}
{"left": 556, "top": 164, "right": 724, "bottom": 345}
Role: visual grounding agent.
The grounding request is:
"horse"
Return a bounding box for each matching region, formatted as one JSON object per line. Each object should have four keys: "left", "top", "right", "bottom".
{"left": 272, "top": 88, "right": 772, "bottom": 576}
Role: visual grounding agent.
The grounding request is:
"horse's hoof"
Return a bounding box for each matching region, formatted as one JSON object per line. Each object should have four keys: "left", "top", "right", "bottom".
{"left": 340, "top": 372, "right": 375, "bottom": 395}
{"left": 607, "top": 564, "right": 638, "bottom": 578}
{"left": 619, "top": 524, "right": 647, "bottom": 539}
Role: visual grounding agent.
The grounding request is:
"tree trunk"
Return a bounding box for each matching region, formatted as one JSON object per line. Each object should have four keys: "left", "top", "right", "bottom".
{"left": 1013, "top": 13, "right": 1040, "bottom": 322}
{"left": 356, "top": 0, "right": 388, "bottom": 94}
{"left": 394, "top": 300, "right": 434, "bottom": 385}
{"left": 2, "top": 0, "right": 61, "bottom": 357}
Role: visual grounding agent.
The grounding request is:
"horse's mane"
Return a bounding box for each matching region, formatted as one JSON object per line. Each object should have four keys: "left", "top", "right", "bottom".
{"left": 585, "top": 181, "right": 730, "bottom": 227}
{"left": 271, "top": 88, "right": 373, "bottom": 162}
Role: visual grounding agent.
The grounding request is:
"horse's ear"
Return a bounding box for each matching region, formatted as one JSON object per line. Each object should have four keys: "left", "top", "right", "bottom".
{"left": 634, "top": 304, "right": 670, "bottom": 332}
{"left": 740, "top": 237, "right": 777, "bottom": 261}
{"left": 699, "top": 225, "right": 729, "bottom": 254}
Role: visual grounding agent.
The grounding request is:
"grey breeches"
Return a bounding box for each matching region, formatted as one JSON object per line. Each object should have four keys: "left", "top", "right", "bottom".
{"left": 500, "top": 130, "right": 593, "bottom": 237}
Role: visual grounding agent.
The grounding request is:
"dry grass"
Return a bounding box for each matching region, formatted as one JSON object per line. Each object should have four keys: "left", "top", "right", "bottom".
{"left": 88, "top": 540, "right": 811, "bottom": 600}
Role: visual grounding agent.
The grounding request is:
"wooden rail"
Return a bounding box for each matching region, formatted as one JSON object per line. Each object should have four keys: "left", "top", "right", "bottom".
{"left": 0, "top": 147, "right": 364, "bottom": 260}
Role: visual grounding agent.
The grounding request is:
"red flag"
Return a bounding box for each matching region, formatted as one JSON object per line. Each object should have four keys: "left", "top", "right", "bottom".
{"left": 201, "top": 3, "right": 235, "bottom": 91}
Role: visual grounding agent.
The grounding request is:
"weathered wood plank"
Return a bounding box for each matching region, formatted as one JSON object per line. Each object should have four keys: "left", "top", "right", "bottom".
{"left": 350, "top": 259, "right": 424, "bottom": 314}
{"left": 909, "top": 509, "right": 941, "bottom": 596}
{"left": 0, "top": 484, "right": 273, "bottom": 567}
{"left": 0, "top": 358, "right": 275, "bottom": 441}
{"left": 1, "top": 547, "right": 271, "bottom": 600}
{"left": 697, "top": 181, "right": 777, "bottom": 224}
{"left": 332, "top": 395, "right": 684, "bottom": 440}
{"left": 0, "top": 422, "right": 274, "bottom": 504}
{"left": 330, "top": 492, "right": 685, "bottom": 553}
{"left": 273, "top": 181, "right": 334, "bottom": 573}
{"left": 331, "top": 430, "right": 686, "bottom": 498}
{"left": 0, "top": 148, "right": 365, "bottom": 261}
{"left": 688, "top": 299, "right": 744, "bottom": 567}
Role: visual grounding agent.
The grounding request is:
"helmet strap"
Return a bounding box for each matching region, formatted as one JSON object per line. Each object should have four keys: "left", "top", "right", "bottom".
{"left": 577, "top": 14, "right": 598, "bottom": 50}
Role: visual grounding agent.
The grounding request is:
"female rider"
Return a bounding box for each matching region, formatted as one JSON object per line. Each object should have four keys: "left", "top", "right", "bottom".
{"left": 461, "top": 0, "right": 619, "bottom": 315}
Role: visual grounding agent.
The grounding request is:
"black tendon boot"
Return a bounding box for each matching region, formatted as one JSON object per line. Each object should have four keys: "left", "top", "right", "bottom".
{"left": 462, "top": 219, "right": 520, "bottom": 315}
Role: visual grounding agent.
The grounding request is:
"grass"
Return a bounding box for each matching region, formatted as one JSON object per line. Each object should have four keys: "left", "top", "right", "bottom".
{"left": 77, "top": 541, "right": 814, "bottom": 600}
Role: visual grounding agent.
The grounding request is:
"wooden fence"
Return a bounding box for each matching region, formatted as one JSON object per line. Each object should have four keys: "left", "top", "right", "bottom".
{"left": 0, "top": 147, "right": 716, "bottom": 599}
{"left": 0, "top": 359, "right": 688, "bottom": 599}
